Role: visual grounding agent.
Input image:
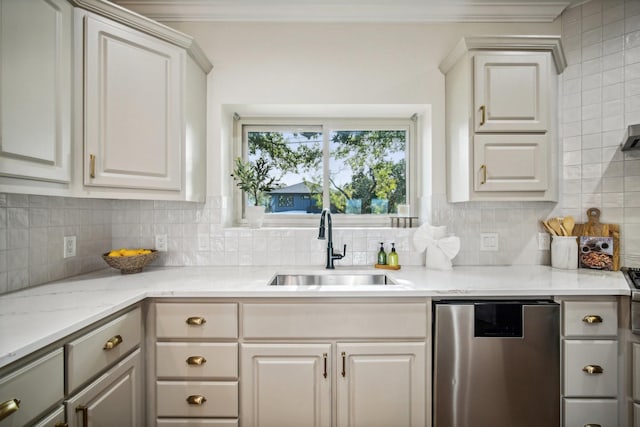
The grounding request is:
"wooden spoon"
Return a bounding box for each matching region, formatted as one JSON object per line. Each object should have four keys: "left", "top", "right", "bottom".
{"left": 541, "top": 220, "right": 556, "bottom": 236}
{"left": 563, "top": 216, "right": 575, "bottom": 236}
{"left": 548, "top": 217, "right": 564, "bottom": 236}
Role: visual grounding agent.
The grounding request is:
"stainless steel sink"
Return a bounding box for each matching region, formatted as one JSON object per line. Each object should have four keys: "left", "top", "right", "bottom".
{"left": 269, "top": 274, "right": 396, "bottom": 286}
{"left": 268, "top": 274, "right": 396, "bottom": 286}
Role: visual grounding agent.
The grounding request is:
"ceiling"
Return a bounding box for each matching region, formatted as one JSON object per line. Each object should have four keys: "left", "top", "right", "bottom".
{"left": 111, "top": 0, "right": 583, "bottom": 23}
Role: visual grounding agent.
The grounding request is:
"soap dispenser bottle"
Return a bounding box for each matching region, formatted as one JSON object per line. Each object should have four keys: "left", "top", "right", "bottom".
{"left": 388, "top": 243, "right": 399, "bottom": 266}
{"left": 377, "top": 242, "right": 387, "bottom": 265}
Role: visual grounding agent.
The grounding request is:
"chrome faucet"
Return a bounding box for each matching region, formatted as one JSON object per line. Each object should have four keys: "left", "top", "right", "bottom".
{"left": 318, "top": 209, "right": 346, "bottom": 269}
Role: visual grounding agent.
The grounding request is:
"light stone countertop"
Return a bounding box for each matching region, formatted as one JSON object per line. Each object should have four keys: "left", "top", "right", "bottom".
{"left": 0, "top": 264, "right": 631, "bottom": 369}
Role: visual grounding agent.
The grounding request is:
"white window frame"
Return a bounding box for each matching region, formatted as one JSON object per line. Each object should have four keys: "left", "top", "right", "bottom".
{"left": 233, "top": 117, "right": 419, "bottom": 227}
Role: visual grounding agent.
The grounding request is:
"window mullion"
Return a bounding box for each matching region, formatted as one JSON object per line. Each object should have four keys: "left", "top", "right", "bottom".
{"left": 322, "top": 124, "right": 330, "bottom": 210}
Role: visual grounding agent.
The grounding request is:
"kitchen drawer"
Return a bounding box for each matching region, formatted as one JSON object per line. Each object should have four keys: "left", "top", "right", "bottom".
{"left": 243, "top": 303, "right": 427, "bottom": 338}
{"left": 66, "top": 307, "right": 141, "bottom": 393}
{"left": 156, "top": 303, "right": 238, "bottom": 339}
{"left": 156, "top": 343, "right": 238, "bottom": 379}
{"left": 32, "top": 405, "right": 64, "bottom": 427}
{"left": 564, "top": 340, "right": 618, "bottom": 397}
{"left": 635, "top": 402, "right": 640, "bottom": 427}
{"left": 563, "top": 300, "right": 618, "bottom": 337}
{"left": 564, "top": 398, "right": 617, "bottom": 427}
{"left": 0, "top": 349, "right": 63, "bottom": 427}
{"left": 157, "top": 420, "right": 238, "bottom": 427}
{"left": 156, "top": 381, "right": 238, "bottom": 418}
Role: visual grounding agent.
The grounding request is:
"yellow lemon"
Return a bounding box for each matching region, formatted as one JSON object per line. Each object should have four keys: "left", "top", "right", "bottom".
{"left": 122, "top": 249, "right": 140, "bottom": 257}
{"left": 107, "top": 250, "right": 121, "bottom": 257}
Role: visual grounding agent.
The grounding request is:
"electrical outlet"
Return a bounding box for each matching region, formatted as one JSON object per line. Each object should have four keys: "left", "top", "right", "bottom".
{"left": 480, "top": 232, "right": 499, "bottom": 251}
{"left": 155, "top": 234, "right": 168, "bottom": 252}
{"left": 538, "top": 232, "right": 551, "bottom": 250}
{"left": 64, "top": 236, "right": 76, "bottom": 258}
{"left": 197, "top": 234, "right": 210, "bottom": 251}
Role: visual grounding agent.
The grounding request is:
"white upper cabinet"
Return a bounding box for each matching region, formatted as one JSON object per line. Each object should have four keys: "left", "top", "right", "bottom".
{"left": 440, "top": 36, "right": 565, "bottom": 202}
{"left": 0, "top": 0, "right": 72, "bottom": 184}
{"left": 82, "top": 13, "right": 182, "bottom": 191}
{"left": 474, "top": 53, "right": 549, "bottom": 133}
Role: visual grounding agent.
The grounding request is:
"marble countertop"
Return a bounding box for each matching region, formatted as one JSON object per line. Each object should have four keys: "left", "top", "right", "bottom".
{"left": 0, "top": 264, "right": 631, "bottom": 369}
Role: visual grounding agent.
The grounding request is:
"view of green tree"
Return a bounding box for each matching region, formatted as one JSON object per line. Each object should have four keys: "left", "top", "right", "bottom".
{"left": 246, "top": 128, "right": 406, "bottom": 214}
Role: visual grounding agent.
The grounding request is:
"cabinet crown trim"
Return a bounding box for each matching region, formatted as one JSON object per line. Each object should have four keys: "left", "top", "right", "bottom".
{"left": 439, "top": 35, "right": 566, "bottom": 75}
{"left": 70, "top": 0, "right": 213, "bottom": 73}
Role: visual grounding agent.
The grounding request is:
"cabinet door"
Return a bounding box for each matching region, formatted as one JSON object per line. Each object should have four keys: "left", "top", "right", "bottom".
{"left": 474, "top": 134, "right": 547, "bottom": 192}
{"left": 474, "top": 53, "right": 549, "bottom": 133}
{"left": 0, "top": 0, "right": 72, "bottom": 182}
{"left": 563, "top": 340, "right": 618, "bottom": 397}
{"left": 83, "top": 12, "right": 182, "bottom": 191}
{"left": 336, "top": 342, "right": 425, "bottom": 427}
{"left": 240, "top": 343, "right": 331, "bottom": 427}
{"left": 66, "top": 349, "right": 142, "bottom": 427}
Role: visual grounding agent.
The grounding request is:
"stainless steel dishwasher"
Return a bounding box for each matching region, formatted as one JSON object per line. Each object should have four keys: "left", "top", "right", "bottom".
{"left": 433, "top": 300, "right": 560, "bottom": 427}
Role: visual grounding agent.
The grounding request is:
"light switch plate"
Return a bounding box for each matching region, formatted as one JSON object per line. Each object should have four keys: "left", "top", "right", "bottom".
{"left": 480, "top": 232, "right": 499, "bottom": 251}
{"left": 64, "top": 236, "right": 76, "bottom": 258}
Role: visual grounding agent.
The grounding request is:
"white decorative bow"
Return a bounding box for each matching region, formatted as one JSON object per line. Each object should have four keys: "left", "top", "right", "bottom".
{"left": 413, "top": 223, "right": 461, "bottom": 270}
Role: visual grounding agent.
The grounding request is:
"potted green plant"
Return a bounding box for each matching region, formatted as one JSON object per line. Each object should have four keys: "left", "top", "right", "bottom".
{"left": 231, "top": 157, "right": 279, "bottom": 227}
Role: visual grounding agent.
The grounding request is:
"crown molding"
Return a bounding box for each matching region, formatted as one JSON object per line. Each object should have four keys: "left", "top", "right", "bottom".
{"left": 110, "top": 1, "right": 570, "bottom": 23}
{"left": 439, "top": 35, "right": 566, "bottom": 74}
{"left": 71, "top": 0, "right": 213, "bottom": 72}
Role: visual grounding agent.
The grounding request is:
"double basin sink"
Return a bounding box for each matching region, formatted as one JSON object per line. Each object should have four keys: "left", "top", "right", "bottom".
{"left": 269, "top": 273, "right": 397, "bottom": 286}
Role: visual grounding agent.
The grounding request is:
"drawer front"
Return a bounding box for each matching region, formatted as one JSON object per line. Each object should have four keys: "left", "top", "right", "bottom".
{"left": 156, "top": 303, "right": 238, "bottom": 339}
{"left": 156, "top": 381, "right": 238, "bottom": 418}
{"left": 157, "top": 343, "right": 238, "bottom": 379}
{"left": 66, "top": 307, "right": 142, "bottom": 393}
{"left": 0, "top": 349, "right": 63, "bottom": 427}
{"left": 635, "top": 402, "right": 640, "bottom": 427}
{"left": 563, "top": 301, "right": 618, "bottom": 337}
{"left": 564, "top": 340, "right": 618, "bottom": 397}
{"left": 564, "top": 398, "right": 617, "bottom": 427}
{"left": 634, "top": 343, "right": 640, "bottom": 402}
{"left": 243, "top": 303, "right": 427, "bottom": 338}
{"left": 33, "top": 405, "right": 64, "bottom": 427}
{"left": 157, "top": 420, "right": 238, "bottom": 427}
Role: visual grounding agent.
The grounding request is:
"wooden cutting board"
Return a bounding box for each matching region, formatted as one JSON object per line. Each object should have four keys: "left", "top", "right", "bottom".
{"left": 571, "top": 208, "right": 620, "bottom": 271}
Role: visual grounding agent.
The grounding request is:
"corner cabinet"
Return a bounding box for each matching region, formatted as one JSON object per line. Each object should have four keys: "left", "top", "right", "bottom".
{"left": 74, "top": 5, "right": 210, "bottom": 201}
{"left": 0, "top": 0, "right": 72, "bottom": 186}
{"left": 440, "top": 36, "right": 566, "bottom": 202}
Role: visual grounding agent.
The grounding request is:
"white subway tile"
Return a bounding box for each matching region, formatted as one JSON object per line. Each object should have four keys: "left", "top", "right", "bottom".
{"left": 603, "top": 83, "right": 623, "bottom": 101}
{"left": 563, "top": 136, "right": 582, "bottom": 151}
{"left": 583, "top": 43, "right": 603, "bottom": 61}
{"left": 602, "top": 176, "right": 624, "bottom": 192}
{"left": 582, "top": 133, "right": 602, "bottom": 149}
{"left": 604, "top": 20, "right": 625, "bottom": 40}
{"left": 603, "top": 67, "right": 624, "bottom": 85}
{"left": 583, "top": 87, "right": 603, "bottom": 104}
{"left": 604, "top": 3, "right": 625, "bottom": 25}
{"left": 603, "top": 51, "right": 625, "bottom": 70}
{"left": 583, "top": 117, "right": 603, "bottom": 134}
{"left": 627, "top": 14, "right": 640, "bottom": 33}
{"left": 583, "top": 12, "right": 603, "bottom": 32}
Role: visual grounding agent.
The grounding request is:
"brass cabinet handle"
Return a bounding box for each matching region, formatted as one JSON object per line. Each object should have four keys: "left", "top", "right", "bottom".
{"left": 89, "top": 154, "right": 96, "bottom": 178}
{"left": 186, "top": 316, "right": 206, "bottom": 326}
{"left": 323, "top": 353, "right": 328, "bottom": 379}
{"left": 582, "top": 365, "right": 604, "bottom": 375}
{"left": 0, "top": 399, "right": 20, "bottom": 422}
{"left": 186, "top": 356, "right": 207, "bottom": 366}
{"left": 480, "top": 164, "right": 487, "bottom": 185}
{"left": 54, "top": 423, "right": 69, "bottom": 427}
{"left": 103, "top": 334, "right": 123, "bottom": 350}
{"left": 582, "top": 315, "right": 603, "bottom": 324}
{"left": 76, "top": 405, "right": 88, "bottom": 427}
{"left": 584, "top": 424, "right": 602, "bottom": 427}
{"left": 186, "top": 395, "right": 207, "bottom": 405}
{"left": 479, "top": 105, "right": 486, "bottom": 125}
{"left": 341, "top": 351, "right": 346, "bottom": 377}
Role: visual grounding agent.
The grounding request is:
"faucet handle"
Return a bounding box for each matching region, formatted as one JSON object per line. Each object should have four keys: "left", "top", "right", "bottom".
{"left": 333, "top": 244, "right": 346, "bottom": 259}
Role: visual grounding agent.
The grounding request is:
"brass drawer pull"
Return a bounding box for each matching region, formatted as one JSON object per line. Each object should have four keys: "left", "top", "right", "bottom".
{"left": 323, "top": 353, "right": 328, "bottom": 379}
{"left": 582, "top": 315, "right": 603, "bottom": 324}
{"left": 186, "top": 356, "right": 207, "bottom": 365}
{"left": 582, "top": 365, "right": 603, "bottom": 375}
{"left": 584, "top": 424, "right": 602, "bottom": 427}
{"left": 186, "top": 395, "right": 207, "bottom": 405}
{"left": 54, "top": 423, "right": 69, "bottom": 427}
{"left": 0, "top": 399, "right": 20, "bottom": 422}
{"left": 480, "top": 164, "right": 487, "bottom": 185}
{"left": 479, "top": 105, "right": 486, "bottom": 125}
{"left": 341, "top": 351, "right": 346, "bottom": 377}
{"left": 103, "top": 334, "right": 123, "bottom": 350}
{"left": 186, "top": 316, "right": 206, "bottom": 326}
{"left": 76, "top": 405, "right": 88, "bottom": 427}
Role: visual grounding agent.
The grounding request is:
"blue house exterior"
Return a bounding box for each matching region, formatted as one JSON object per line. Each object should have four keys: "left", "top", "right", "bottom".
{"left": 268, "top": 182, "right": 321, "bottom": 213}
